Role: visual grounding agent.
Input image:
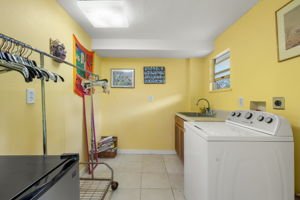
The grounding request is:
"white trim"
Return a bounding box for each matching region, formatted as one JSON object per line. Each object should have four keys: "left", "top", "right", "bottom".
{"left": 118, "top": 149, "right": 176, "bottom": 155}
{"left": 79, "top": 165, "right": 88, "bottom": 176}
{"left": 211, "top": 48, "right": 231, "bottom": 91}
{"left": 214, "top": 48, "right": 230, "bottom": 59}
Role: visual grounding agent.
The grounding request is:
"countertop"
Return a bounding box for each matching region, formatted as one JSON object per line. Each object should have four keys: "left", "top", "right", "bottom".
{"left": 176, "top": 112, "right": 225, "bottom": 122}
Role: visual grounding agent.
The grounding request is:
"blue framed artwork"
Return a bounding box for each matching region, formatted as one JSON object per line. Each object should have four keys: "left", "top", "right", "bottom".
{"left": 144, "top": 66, "right": 165, "bottom": 84}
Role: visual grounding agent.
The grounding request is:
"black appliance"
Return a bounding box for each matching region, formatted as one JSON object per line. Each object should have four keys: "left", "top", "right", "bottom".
{"left": 0, "top": 154, "right": 79, "bottom": 200}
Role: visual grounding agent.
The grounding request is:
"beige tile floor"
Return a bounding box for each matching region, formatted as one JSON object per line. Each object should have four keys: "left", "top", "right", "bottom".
{"left": 82, "top": 154, "right": 300, "bottom": 200}
{"left": 87, "top": 154, "right": 185, "bottom": 200}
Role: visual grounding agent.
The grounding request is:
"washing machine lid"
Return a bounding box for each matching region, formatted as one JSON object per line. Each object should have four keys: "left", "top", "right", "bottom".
{"left": 185, "top": 122, "right": 293, "bottom": 142}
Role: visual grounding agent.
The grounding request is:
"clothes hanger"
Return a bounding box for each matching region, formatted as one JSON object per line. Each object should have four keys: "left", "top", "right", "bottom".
{"left": 0, "top": 38, "right": 64, "bottom": 83}
{"left": 0, "top": 37, "right": 4, "bottom": 51}
{"left": 2, "top": 40, "right": 13, "bottom": 62}
{"left": 0, "top": 38, "right": 6, "bottom": 60}
{"left": 21, "top": 46, "right": 29, "bottom": 57}
{"left": 23, "top": 47, "right": 50, "bottom": 81}
{"left": 39, "top": 69, "right": 50, "bottom": 81}
{"left": 1, "top": 39, "right": 8, "bottom": 52}
{"left": 25, "top": 52, "right": 55, "bottom": 81}
{"left": 0, "top": 55, "right": 31, "bottom": 82}
{"left": 13, "top": 45, "right": 42, "bottom": 81}
{"left": 40, "top": 69, "right": 50, "bottom": 81}
{"left": 0, "top": 40, "right": 14, "bottom": 67}
{"left": 10, "top": 43, "right": 23, "bottom": 64}
{"left": 56, "top": 74, "right": 64, "bottom": 82}
{"left": 5, "top": 42, "right": 38, "bottom": 82}
{"left": 23, "top": 48, "right": 43, "bottom": 80}
{"left": 46, "top": 70, "right": 57, "bottom": 81}
{"left": 24, "top": 50, "right": 50, "bottom": 81}
{"left": 0, "top": 39, "right": 39, "bottom": 82}
{"left": 52, "top": 73, "right": 64, "bottom": 82}
{"left": 10, "top": 42, "right": 16, "bottom": 54}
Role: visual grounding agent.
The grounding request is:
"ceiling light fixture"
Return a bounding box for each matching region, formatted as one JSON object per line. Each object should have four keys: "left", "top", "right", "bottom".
{"left": 77, "top": 0, "right": 129, "bottom": 28}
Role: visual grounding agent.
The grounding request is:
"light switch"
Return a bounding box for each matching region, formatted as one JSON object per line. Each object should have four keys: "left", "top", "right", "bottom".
{"left": 239, "top": 97, "right": 244, "bottom": 107}
{"left": 26, "top": 88, "right": 35, "bottom": 104}
{"left": 148, "top": 96, "right": 154, "bottom": 102}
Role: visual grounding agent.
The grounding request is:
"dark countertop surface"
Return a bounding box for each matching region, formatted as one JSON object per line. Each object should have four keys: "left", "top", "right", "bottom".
{"left": 0, "top": 155, "right": 66, "bottom": 200}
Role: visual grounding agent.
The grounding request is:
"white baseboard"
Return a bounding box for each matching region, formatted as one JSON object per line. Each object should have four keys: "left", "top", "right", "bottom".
{"left": 79, "top": 165, "right": 88, "bottom": 176}
{"left": 118, "top": 149, "right": 176, "bottom": 155}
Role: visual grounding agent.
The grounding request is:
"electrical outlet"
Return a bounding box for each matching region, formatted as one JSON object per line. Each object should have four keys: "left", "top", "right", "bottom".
{"left": 26, "top": 88, "right": 35, "bottom": 104}
{"left": 148, "top": 96, "right": 154, "bottom": 102}
{"left": 273, "top": 97, "right": 285, "bottom": 110}
{"left": 239, "top": 97, "right": 244, "bottom": 107}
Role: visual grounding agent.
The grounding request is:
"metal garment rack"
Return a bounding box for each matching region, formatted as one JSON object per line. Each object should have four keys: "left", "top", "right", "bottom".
{"left": 0, "top": 33, "right": 100, "bottom": 155}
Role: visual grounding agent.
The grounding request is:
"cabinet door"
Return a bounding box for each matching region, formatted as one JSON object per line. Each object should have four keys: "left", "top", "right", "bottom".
{"left": 179, "top": 126, "right": 185, "bottom": 163}
{"left": 175, "top": 116, "right": 185, "bottom": 162}
{"left": 175, "top": 124, "right": 180, "bottom": 155}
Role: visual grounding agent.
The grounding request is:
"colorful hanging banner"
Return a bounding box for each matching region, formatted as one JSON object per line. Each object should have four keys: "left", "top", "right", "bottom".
{"left": 73, "top": 35, "right": 94, "bottom": 97}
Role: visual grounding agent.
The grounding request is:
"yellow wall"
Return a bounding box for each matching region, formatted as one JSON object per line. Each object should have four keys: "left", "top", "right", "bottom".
{"left": 96, "top": 58, "right": 194, "bottom": 150}
{"left": 0, "top": 0, "right": 97, "bottom": 161}
{"left": 200, "top": 0, "right": 300, "bottom": 193}
{"left": 4, "top": 0, "right": 298, "bottom": 192}
{"left": 187, "top": 58, "right": 205, "bottom": 111}
{"left": 0, "top": 0, "right": 199, "bottom": 158}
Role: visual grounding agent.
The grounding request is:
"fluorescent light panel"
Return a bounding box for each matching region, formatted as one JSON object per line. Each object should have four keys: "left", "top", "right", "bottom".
{"left": 77, "top": 0, "right": 129, "bottom": 28}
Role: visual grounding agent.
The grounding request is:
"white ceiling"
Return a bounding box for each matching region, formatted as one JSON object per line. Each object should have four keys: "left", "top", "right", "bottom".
{"left": 57, "top": 0, "right": 260, "bottom": 58}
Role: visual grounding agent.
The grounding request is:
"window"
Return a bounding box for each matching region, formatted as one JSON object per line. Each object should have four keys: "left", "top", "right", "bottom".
{"left": 212, "top": 50, "right": 230, "bottom": 90}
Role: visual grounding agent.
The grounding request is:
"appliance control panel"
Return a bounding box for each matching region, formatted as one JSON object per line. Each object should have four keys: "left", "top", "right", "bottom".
{"left": 227, "top": 110, "right": 292, "bottom": 137}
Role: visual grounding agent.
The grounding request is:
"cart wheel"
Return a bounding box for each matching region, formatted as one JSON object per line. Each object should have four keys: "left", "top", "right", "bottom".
{"left": 111, "top": 181, "right": 118, "bottom": 190}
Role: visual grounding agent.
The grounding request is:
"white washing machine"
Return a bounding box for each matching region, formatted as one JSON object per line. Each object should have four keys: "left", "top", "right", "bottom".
{"left": 184, "top": 110, "right": 294, "bottom": 200}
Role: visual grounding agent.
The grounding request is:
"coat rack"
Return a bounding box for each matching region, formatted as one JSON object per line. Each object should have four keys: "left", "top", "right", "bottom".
{"left": 0, "top": 33, "right": 101, "bottom": 155}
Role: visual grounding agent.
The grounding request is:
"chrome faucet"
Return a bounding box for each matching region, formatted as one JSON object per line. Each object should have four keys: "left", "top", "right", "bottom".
{"left": 196, "top": 98, "right": 211, "bottom": 114}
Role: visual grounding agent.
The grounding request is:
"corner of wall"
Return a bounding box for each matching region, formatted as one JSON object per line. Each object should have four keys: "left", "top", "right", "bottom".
{"left": 187, "top": 58, "right": 205, "bottom": 112}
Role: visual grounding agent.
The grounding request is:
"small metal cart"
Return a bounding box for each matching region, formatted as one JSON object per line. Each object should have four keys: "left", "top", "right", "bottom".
{"left": 80, "top": 162, "right": 118, "bottom": 200}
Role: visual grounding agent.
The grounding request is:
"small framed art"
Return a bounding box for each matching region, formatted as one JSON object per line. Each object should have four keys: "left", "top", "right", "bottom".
{"left": 144, "top": 66, "right": 165, "bottom": 84}
{"left": 111, "top": 69, "right": 135, "bottom": 88}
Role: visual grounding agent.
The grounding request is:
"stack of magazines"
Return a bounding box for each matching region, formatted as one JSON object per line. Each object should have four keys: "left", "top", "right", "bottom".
{"left": 97, "top": 136, "right": 117, "bottom": 153}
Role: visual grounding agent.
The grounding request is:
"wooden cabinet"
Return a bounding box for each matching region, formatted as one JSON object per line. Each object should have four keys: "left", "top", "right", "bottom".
{"left": 175, "top": 116, "right": 185, "bottom": 163}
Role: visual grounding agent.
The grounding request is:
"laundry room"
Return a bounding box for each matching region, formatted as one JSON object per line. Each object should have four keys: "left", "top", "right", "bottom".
{"left": 0, "top": 0, "right": 299, "bottom": 199}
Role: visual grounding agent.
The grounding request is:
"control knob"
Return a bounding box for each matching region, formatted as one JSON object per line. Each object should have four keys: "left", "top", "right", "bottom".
{"left": 231, "top": 112, "right": 236, "bottom": 117}
{"left": 257, "top": 115, "right": 264, "bottom": 122}
{"left": 265, "top": 117, "right": 273, "bottom": 124}
{"left": 236, "top": 112, "right": 241, "bottom": 117}
{"left": 245, "top": 112, "right": 253, "bottom": 119}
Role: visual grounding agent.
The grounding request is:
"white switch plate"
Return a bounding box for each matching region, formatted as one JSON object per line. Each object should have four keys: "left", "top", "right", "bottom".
{"left": 148, "top": 96, "right": 154, "bottom": 102}
{"left": 239, "top": 97, "right": 244, "bottom": 107}
{"left": 26, "top": 88, "right": 35, "bottom": 104}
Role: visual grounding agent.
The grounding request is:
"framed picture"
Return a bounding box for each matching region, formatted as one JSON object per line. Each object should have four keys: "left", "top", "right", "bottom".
{"left": 276, "top": 0, "right": 300, "bottom": 61}
{"left": 144, "top": 66, "right": 166, "bottom": 84}
{"left": 111, "top": 69, "right": 135, "bottom": 88}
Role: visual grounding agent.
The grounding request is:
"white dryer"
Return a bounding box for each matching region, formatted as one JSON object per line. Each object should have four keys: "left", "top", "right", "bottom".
{"left": 184, "top": 110, "right": 294, "bottom": 200}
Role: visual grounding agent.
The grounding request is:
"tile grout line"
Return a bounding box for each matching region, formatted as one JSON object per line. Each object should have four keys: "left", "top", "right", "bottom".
{"left": 112, "top": 154, "right": 183, "bottom": 200}
{"left": 141, "top": 155, "right": 145, "bottom": 200}
{"left": 163, "top": 155, "right": 176, "bottom": 200}
{"left": 140, "top": 161, "right": 143, "bottom": 200}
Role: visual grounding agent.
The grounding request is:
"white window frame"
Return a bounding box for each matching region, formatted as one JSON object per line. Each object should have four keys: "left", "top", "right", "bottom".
{"left": 211, "top": 49, "right": 231, "bottom": 91}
